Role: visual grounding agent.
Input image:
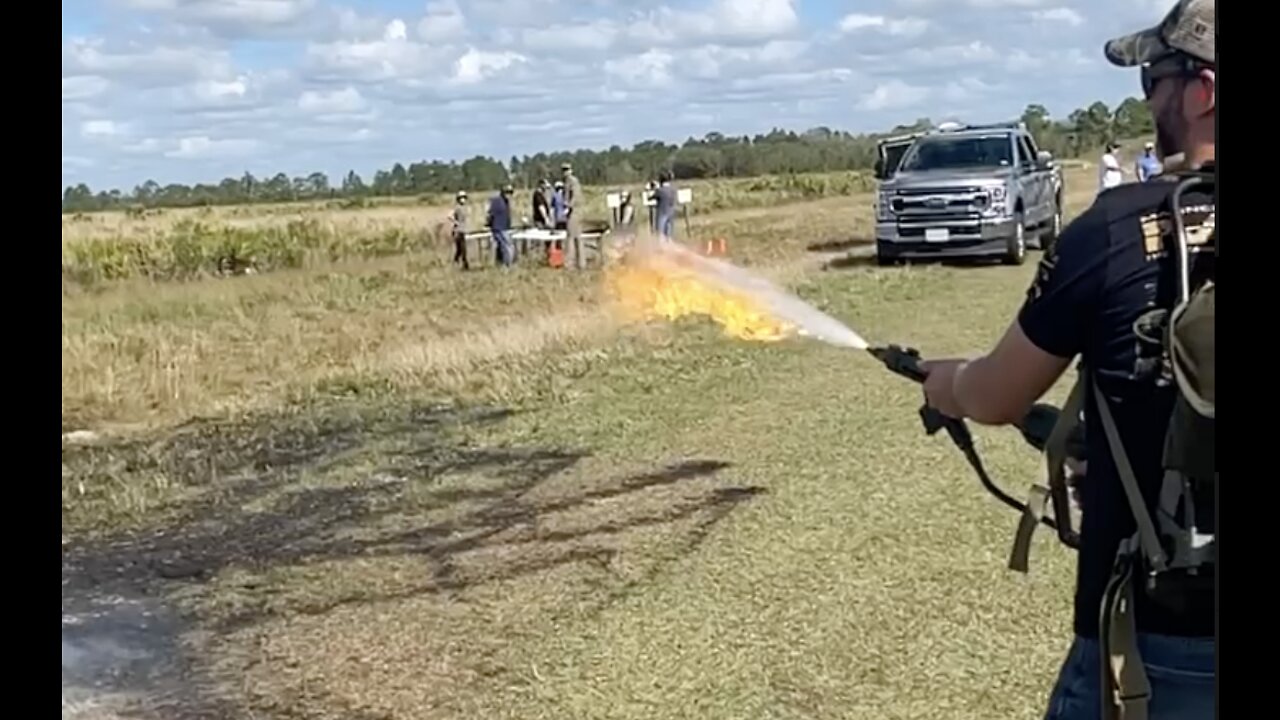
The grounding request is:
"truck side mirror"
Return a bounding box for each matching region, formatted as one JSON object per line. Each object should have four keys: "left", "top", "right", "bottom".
{"left": 873, "top": 157, "right": 885, "bottom": 180}
{"left": 1036, "top": 150, "right": 1055, "bottom": 168}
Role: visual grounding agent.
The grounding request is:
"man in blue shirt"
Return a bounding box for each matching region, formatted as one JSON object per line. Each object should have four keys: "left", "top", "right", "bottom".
{"left": 1136, "top": 141, "right": 1163, "bottom": 181}
{"left": 486, "top": 183, "right": 515, "bottom": 267}
{"left": 918, "top": 1, "right": 1214, "bottom": 717}
{"left": 551, "top": 181, "right": 568, "bottom": 230}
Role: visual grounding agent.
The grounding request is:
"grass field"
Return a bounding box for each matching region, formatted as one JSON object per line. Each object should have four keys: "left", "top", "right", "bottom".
{"left": 63, "top": 165, "right": 1102, "bottom": 719}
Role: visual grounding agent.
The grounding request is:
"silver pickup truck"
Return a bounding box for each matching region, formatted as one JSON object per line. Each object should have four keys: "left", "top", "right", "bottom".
{"left": 872, "top": 121, "right": 1064, "bottom": 266}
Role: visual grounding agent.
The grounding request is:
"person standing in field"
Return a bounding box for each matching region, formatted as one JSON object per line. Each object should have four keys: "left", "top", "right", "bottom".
{"left": 618, "top": 190, "right": 636, "bottom": 228}
{"left": 532, "top": 179, "right": 552, "bottom": 229}
{"left": 654, "top": 171, "right": 678, "bottom": 242}
{"left": 449, "top": 190, "right": 470, "bottom": 270}
{"left": 1136, "top": 141, "right": 1163, "bottom": 181}
{"left": 551, "top": 180, "right": 568, "bottom": 231}
{"left": 920, "top": 1, "right": 1214, "bottom": 716}
{"left": 1099, "top": 142, "right": 1124, "bottom": 192}
{"left": 486, "top": 183, "right": 515, "bottom": 268}
{"left": 562, "top": 162, "right": 585, "bottom": 268}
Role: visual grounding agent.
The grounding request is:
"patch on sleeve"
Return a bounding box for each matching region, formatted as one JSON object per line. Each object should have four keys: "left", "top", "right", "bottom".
{"left": 1140, "top": 212, "right": 1164, "bottom": 257}
{"left": 1142, "top": 205, "right": 1215, "bottom": 261}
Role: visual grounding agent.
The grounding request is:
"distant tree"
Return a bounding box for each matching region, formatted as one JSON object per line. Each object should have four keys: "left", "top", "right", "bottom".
{"left": 61, "top": 96, "right": 1156, "bottom": 213}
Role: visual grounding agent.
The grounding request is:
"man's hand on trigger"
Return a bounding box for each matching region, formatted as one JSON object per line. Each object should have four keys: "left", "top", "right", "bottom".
{"left": 920, "top": 359, "right": 969, "bottom": 419}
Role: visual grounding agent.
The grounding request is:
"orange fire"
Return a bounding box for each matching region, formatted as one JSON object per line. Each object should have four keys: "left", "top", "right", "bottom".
{"left": 604, "top": 245, "right": 795, "bottom": 342}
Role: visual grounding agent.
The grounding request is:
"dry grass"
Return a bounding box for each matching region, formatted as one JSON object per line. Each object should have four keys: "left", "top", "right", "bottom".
{"left": 60, "top": 173, "right": 877, "bottom": 285}
{"left": 63, "top": 165, "right": 1104, "bottom": 720}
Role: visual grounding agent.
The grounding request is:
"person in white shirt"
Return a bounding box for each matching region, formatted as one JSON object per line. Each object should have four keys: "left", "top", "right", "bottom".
{"left": 1098, "top": 142, "right": 1124, "bottom": 192}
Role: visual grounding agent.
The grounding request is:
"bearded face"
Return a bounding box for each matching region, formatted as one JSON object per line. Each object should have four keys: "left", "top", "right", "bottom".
{"left": 1152, "top": 81, "right": 1188, "bottom": 161}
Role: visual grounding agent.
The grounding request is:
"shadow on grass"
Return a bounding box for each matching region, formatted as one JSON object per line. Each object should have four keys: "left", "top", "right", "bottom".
{"left": 62, "top": 400, "right": 764, "bottom": 717}
{"left": 805, "top": 236, "right": 873, "bottom": 253}
{"left": 822, "top": 252, "right": 1029, "bottom": 271}
{"left": 823, "top": 253, "right": 881, "bottom": 270}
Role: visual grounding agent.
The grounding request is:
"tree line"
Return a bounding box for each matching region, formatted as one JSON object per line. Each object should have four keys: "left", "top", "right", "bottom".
{"left": 62, "top": 97, "right": 1154, "bottom": 213}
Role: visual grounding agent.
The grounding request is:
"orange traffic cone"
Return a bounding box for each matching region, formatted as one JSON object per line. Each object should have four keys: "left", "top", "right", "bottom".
{"left": 548, "top": 245, "right": 565, "bottom": 268}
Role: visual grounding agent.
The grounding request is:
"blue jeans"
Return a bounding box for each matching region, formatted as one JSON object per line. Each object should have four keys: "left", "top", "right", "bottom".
{"left": 1044, "top": 634, "right": 1214, "bottom": 719}
{"left": 657, "top": 212, "right": 675, "bottom": 239}
{"left": 492, "top": 230, "right": 514, "bottom": 266}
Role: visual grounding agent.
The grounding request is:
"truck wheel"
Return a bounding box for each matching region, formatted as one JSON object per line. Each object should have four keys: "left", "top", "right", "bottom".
{"left": 875, "top": 241, "right": 897, "bottom": 266}
{"left": 1003, "top": 211, "right": 1027, "bottom": 265}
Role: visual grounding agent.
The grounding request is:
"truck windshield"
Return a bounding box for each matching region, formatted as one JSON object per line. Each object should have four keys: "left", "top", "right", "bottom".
{"left": 898, "top": 135, "right": 1013, "bottom": 172}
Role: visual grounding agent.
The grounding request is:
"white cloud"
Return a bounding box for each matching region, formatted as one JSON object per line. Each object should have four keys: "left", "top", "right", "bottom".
{"left": 417, "top": 0, "right": 467, "bottom": 42}
{"left": 62, "top": 0, "right": 1145, "bottom": 190}
{"left": 709, "top": 0, "right": 799, "bottom": 37}
{"left": 165, "top": 136, "right": 261, "bottom": 159}
{"left": 125, "top": 0, "right": 316, "bottom": 22}
{"left": 1032, "top": 7, "right": 1085, "bottom": 26}
{"left": 305, "top": 33, "right": 441, "bottom": 81}
{"left": 383, "top": 18, "right": 408, "bottom": 41}
{"left": 63, "top": 76, "right": 110, "bottom": 101}
{"left": 903, "top": 0, "right": 1048, "bottom": 7}
{"left": 191, "top": 77, "right": 248, "bottom": 101}
{"left": 605, "top": 49, "right": 675, "bottom": 88}
{"left": 452, "top": 49, "right": 526, "bottom": 84}
{"left": 81, "top": 120, "right": 122, "bottom": 138}
{"left": 122, "top": 138, "right": 165, "bottom": 154}
{"left": 969, "top": 0, "right": 1047, "bottom": 6}
{"left": 122, "top": 0, "right": 320, "bottom": 36}
{"left": 63, "top": 37, "right": 234, "bottom": 87}
{"left": 838, "top": 14, "right": 930, "bottom": 37}
{"left": 858, "top": 80, "right": 929, "bottom": 111}
{"left": 298, "top": 87, "right": 366, "bottom": 113}
{"left": 904, "top": 41, "right": 999, "bottom": 66}
{"left": 941, "top": 76, "right": 1000, "bottom": 102}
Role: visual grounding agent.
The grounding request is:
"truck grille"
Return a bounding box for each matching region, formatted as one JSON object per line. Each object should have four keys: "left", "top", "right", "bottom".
{"left": 888, "top": 186, "right": 992, "bottom": 240}
{"left": 890, "top": 186, "right": 988, "bottom": 217}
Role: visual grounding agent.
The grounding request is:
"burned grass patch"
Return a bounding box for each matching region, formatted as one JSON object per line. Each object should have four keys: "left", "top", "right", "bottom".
{"left": 63, "top": 399, "right": 765, "bottom": 719}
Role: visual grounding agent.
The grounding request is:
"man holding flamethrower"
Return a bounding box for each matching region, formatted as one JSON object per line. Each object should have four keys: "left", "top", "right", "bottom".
{"left": 872, "top": 2, "right": 1215, "bottom": 718}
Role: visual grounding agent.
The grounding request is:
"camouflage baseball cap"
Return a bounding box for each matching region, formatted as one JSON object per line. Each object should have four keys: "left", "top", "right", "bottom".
{"left": 1104, "top": 0, "right": 1214, "bottom": 67}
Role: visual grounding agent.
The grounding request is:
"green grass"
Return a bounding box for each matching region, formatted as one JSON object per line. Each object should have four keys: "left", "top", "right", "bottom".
{"left": 63, "top": 166, "right": 1102, "bottom": 720}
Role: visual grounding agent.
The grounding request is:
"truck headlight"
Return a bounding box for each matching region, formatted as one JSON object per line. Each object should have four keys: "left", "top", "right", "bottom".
{"left": 877, "top": 192, "right": 894, "bottom": 219}
{"left": 991, "top": 187, "right": 1006, "bottom": 201}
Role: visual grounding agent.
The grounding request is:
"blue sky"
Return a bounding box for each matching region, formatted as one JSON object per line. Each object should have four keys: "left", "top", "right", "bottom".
{"left": 62, "top": 0, "right": 1174, "bottom": 190}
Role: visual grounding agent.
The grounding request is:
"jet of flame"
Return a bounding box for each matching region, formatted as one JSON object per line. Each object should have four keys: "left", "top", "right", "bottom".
{"left": 604, "top": 237, "right": 868, "bottom": 349}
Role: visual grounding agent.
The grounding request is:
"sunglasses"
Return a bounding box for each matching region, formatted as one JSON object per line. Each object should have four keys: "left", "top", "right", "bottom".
{"left": 1141, "top": 52, "right": 1210, "bottom": 98}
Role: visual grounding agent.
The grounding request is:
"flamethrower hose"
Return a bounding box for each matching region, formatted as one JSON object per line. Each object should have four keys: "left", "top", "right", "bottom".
{"left": 868, "top": 344, "right": 1061, "bottom": 533}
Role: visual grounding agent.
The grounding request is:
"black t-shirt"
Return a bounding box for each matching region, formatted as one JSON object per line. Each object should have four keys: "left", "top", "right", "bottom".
{"left": 1016, "top": 176, "right": 1214, "bottom": 639}
{"left": 532, "top": 189, "right": 551, "bottom": 226}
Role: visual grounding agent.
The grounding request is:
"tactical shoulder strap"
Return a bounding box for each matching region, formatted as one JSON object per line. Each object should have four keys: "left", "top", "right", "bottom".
{"left": 1092, "top": 379, "right": 1169, "bottom": 573}
{"left": 1008, "top": 377, "right": 1085, "bottom": 572}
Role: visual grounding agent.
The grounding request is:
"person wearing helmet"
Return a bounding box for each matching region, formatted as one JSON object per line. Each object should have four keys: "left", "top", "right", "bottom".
{"left": 486, "top": 183, "right": 516, "bottom": 267}
{"left": 450, "top": 190, "right": 469, "bottom": 270}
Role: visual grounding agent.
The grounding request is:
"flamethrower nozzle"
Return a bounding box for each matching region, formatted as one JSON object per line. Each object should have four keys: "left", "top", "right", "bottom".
{"left": 867, "top": 344, "right": 928, "bottom": 383}
{"left": 867, "top": 342, "right": 1074, "bottom": 545}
